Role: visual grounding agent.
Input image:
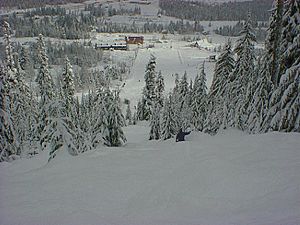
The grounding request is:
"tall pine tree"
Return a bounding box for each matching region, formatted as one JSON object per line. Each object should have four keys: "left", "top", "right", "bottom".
{"left": 266, "top": 0, "right": 284, "bottom": 86}
{"left": 0, "top": 65, "right": 18, "bottom": 161}
{"left": 161, "top": 94, "right": 177, "bottom": 140}
{"left": 149, "top": 101, "right": 161, "bottom": 140}
{"left": 12, "top": 53, "right": 34, "bottom": 153}
{"left": 156, "top": 70, "right": 165, "bottom": 108}
{"left": 226, "top": 13, "right": 257, "bottom": 130}
{"left": 0, "top": 22, "right": 19, "bottom": 161}
{"left": 142, "top": 55, "right": 157, "bottom": 120}
{"left": 91, "top": 87, "right": 108, "bottom": 148}
{"left": 36, "top": 34, "right": 56, "bottom": 149}
{"left": 191, "top": 63, "right": 207, "bottom": 131}
{"left": 264, "top": 0, "right": 300, "bottom": 132}
{"left": 205, "top": 41, "right": 235, "bottom": 134}
{"left": 46, "top": 97, "right": 78, "bottom": 162}
{"left": 102, "top": 90, "right": 127, "bottom": 147}
{"left": 62, "top": 56, "right": 75, "bottom": 115}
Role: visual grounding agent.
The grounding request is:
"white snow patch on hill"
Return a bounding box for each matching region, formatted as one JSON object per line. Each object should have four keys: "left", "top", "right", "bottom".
{"left": 1, "top": 124, "right": 300, "bottom": 225}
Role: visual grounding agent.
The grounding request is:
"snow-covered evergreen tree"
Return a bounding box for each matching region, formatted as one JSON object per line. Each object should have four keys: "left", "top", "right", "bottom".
{"left": 205, "top": 41, "right": 235, "bottom": 133}
{"left": 177, "top": 72, "right": 192, "bottom": 130}
{"left": 247, "top": 0, "right": 283, "bottom": 133}
{"left": 171, "top": 73, "right": 183, "bottom": 131}
{"left": 178, "top": 71, "right": 189, "bottom": 110}
{"left": 102, "top": 90, "right": 126, "bottom": 146}
{"left": 161, "top": 94, "right": 177, "bottom": 140}
{"left": 19, "top": 46, "right": 34, "bottom": 81}
{"left": 191, "top": 63, "right": 207, "bottom": 131}
{"left": 62, "top": 56, "right": 75, "bottom": 114}
{"left": 36, "top": 34, "right": 55, "bottom": 149}
{"left": 156, "top": 70, "right": 165, "bottom": 108}
{"left": 149, "top": 101, "right": 161, "bottom": 140}
{"left": 0, "top": 22, "right": 20, "bottom": 161}
{"left": 210, "top": 41, "right": 235, "bottom": 100}
{"left": 26, "top": 86, "right": 39, "bottom": 146}
{"left": 172, "top": 73, "right": 180, "bottom": 103}
{"left": 226, "top": 13, "right": 257, "bottom": 130}
{"left": 11, "top": 53, "right": 34, "bottom": 153}
{"left": 247, "top": 56, "right": 273, "bottom": 133}
{"left": 3, "top": 21, "right": 14, "bottom": 71}
{"left": 105, "top": 65, "right": 120, "bottom": 81}
{"left": 2, "top": 21, "right": 17, "bottom": 86}
{"left": 276, "top": 65, "right": 300, "bottom": 132}
{"left": 19, "top": 46, "right": 29, "bottom": 71}
{"left": 61, "top": 56, "right": 87, "bottom": 152}
{"left": 91, "top": 87, "right": 107, "bottom": 148}
{"left": 264, "top": 0, "right": 300, "bottom": 132}
{"left": 181, "top": 97, "right": 192, "bottom": 131}
{"left": 265, "top": 0, "right": 284, "bottom": 86}
{"left": 0, "top": 65, "right": 19, "bottom": 162}
{"left": 188, "top": 79, "right": 193, "bottom": 104}
{"left": 142, "top": 55, "right": 157, "bottom": 120}
{"left": 74, "top": 96, "right": 92, "bottom": 153}
{"left": 79, "top": 92, "right": 91, "bottom": 134}
{"left": 136, "top": 100, "right": 145, "bottom": 121}
{"left": 46, "top": 98, "right": 78, "bottom": 162}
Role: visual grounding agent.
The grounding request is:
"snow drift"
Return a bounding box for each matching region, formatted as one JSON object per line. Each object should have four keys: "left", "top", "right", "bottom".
{"left": 0, "top": 123, "right": 300, "bottom": 225}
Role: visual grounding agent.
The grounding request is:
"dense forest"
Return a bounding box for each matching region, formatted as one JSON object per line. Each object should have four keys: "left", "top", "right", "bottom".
{"left": 215, "top": 21, "right": 268, "bottom": 41}
{"left": 0, "top": 5, "right": 203, "bottom": 39}
{"left": 159, "top": 0, "right": 273, "bottom": 21}
{"left": 0, "top": 0, "right": 87, "bottom": 9}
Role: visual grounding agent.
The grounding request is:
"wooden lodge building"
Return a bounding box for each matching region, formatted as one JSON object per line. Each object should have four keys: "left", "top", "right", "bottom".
{"left": 125, "top": 36, "right": 144, "bottom": 45}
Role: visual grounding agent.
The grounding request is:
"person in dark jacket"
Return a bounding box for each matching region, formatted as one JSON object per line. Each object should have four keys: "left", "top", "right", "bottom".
{"left": 176, "top": 128, "right": 191, "bottom": 142}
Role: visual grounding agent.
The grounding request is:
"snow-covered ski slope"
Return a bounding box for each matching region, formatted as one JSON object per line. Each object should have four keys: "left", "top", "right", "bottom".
{"left": 1, "top": 123, "right": 300, "bottom": 225}
{"left": 121, "top": 41, "right": 216, "bottom": 105}
{"left": 102, "top": 33, "right": 220, "bottom": 106}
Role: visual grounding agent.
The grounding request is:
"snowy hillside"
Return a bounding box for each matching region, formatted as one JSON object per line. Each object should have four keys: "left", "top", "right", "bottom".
{"left": 1, "top": 0, "right": 299, "bottom": 224}
{"left": 1, "top": 123, "right": 300, "bottom": 225}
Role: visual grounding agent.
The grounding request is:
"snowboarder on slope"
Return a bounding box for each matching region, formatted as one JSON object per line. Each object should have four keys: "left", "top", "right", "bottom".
{"left": 176, "top": 128, "right": 191, "bottom": 142}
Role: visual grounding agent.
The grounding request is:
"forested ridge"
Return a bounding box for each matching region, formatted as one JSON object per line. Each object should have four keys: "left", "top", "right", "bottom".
{"left": 159, "top": 0, "right": 273, "bottom": 21}
{"left": 0, "top": 0, "right": 87, "bottom": 9}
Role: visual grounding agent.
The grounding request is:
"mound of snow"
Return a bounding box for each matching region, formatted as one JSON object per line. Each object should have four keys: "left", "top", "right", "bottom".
{"left": 0, "top": 124, "right": 300, "bottom": 225}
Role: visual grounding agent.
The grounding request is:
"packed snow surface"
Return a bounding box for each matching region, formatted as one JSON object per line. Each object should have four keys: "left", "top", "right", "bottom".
{"left": 1, "top": 123, "right": 300, "bottom": 225}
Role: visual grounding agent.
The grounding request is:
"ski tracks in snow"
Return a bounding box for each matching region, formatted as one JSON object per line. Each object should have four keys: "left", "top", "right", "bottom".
{"left": 177, "top": 49, "right": 184, "bottom": 65}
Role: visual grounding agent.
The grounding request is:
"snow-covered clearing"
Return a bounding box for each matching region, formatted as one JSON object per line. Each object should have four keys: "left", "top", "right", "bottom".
{"left": 1, "top": 123, "right": 300, "bottom": 225}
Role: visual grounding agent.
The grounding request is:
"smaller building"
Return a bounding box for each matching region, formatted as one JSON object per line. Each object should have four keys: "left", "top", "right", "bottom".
{"left": 129, "top": 0, "right": 151, "bottom": 5}
{"left": 95, "top": 43, "right": 128, "bottom": 51}
{"left": 125, "top": 36, "right": 144, "bottom": 45}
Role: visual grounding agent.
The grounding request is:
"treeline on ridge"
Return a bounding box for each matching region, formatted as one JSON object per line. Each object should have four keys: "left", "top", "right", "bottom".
{"left": 0, "top": 0, "right": 86, "bottom": 9}
{"left": 159, "top": 0, "right": 273, "bottom": 21}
